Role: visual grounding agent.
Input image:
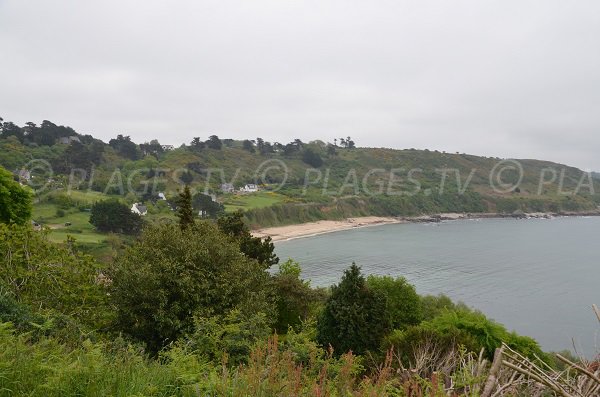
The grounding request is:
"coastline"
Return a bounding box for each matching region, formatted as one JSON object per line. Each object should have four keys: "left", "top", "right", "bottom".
{"left": 252, "top": 211, "right": 600, "bottom": 242}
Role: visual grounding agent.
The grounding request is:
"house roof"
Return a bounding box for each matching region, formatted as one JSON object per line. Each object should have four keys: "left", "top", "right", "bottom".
{"left": 132, "top": 203, "right": 147, "bottom": 212}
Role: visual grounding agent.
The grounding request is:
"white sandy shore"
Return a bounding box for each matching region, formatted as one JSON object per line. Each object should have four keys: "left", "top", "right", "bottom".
{"left": 252, "top": 216, "right": 405, "bottom": 242}
{"left": 252, "top": 211, "right": 600, "bottom": 242}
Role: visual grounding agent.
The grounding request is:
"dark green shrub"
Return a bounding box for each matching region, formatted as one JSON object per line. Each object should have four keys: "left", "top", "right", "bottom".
{"left": 422, "top": 309, "right": 546, "bottom": 362}
{"left": 366, "top": 275, "right": 422, "bottom": 329}
{"left": 317, "top": 264, "right": 390, "bottom": 355}
{"left": 272, "top": 259, "right": 327, "bottom": 333}
{"left": 184, "top": 309, "right": 271, "bottom": 365}
{"left": 108, "top": 222, "right": 274, "bottom": 353}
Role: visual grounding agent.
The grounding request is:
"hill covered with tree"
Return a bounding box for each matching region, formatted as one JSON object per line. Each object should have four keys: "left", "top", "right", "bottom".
{"left": 2, "top": 117, "right": 599, "bottom": 230}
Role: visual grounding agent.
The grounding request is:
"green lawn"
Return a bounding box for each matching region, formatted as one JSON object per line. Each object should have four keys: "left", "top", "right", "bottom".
{"left": 223, "top": 192, "right": 286, "bottom": 212}
{"left": 63, "top": 189, "right": 110, "bottom": 204}
{"left": 32, "top": 190, "right": 285, "bottom": 251}
{"left": 33, "top": 203, "right": 106, "bottom": 244}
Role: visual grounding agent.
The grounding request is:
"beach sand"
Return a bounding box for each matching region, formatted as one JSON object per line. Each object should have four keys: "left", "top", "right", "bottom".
{"left": 251, "top": 211, "right": 600, "bottom": 242}
{"left": 252, "top": 216, "right": 405, "bottom": 242}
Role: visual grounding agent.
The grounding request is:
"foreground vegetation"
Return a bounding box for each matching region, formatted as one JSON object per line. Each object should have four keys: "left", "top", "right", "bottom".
{"left": 1, "top": 173, "right": 599, "bottom": 396}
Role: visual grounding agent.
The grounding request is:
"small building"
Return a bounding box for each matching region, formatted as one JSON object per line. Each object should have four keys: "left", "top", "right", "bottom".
{"left": 161, "top": 144, "right": 174, "bottom": 151}
{"left": 58, "top": 136, "right": 81, "bottom": 145}
{"left": 131, "top": 203, "right": 148, "bottom": 216}
{"left": 220, "top": 183, "right": 235, "bottom": 193}
{"left": 241, "top": 184, "right": 259, "bottom": 193}
{"left": 158, "top": 192, "right": 167, "bottom": 200}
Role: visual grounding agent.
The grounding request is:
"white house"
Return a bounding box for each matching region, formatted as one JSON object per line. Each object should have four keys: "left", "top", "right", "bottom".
{"left": 131, "top": 203, "right": 148, "bottom": 216}
{"left": 241, "top": 184, "right": 259, "bottom": 193}
{"left": 161, "top": 144, "right": 174, "bottom": 151}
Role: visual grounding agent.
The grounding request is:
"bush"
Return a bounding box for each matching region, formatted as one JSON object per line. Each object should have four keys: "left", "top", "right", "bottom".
{"left": 0, "top": 165, "right": 31, "bottom": 225}
{"left": 0, "top": 225, "right": 108, "bottom": 327}
{"left": 366, "top": 275, "right": 422, "bottom": 329}
{"left": 420, "top": 294, "right": 468, "bottom": 321}
{"left": 272, "top": 260, "right": 327, "bottom": 333}
{"left": 89, "top": 199, "right": 143, "bottom": 234}
{"left": 302, "top": 148, "right": 323, "bottom": 168}
{"left": 0, "top": 289, "right": 42, "bottom": 332}
{"left": 184, "top": 309, "right": 271, "bottom": 365}
{"left": 393, "top": 308, "right": 548, "bottom": 362}
{"left": 317, "top": 264, "right": 390, "bottom": 355}
{"left": 55, "top": 208, "right": 66, "bottom": 217}
{"left": 108, "top": 222, "right": 274, "bottom": 352}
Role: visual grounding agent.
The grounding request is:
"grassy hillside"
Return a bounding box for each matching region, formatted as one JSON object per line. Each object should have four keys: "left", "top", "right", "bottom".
{"left": 2, "top": 119, "right": 599, "bottom": 247}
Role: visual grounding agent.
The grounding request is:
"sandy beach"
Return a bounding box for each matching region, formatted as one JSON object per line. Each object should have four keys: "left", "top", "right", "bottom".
{"left": 252, "top": 216, "right": 405, "bottom": 242}
{"left": 252, "top": 211, "right": 600, "bottom": 242}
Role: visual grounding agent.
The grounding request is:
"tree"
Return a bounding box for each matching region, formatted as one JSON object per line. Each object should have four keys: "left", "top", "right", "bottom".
{"left": 179, "top": 170, "right": 194, "bottom": 184}
{"left": 176, "top": 185, "right": 195, "bottom": 230}
{"left": 261, "top": 141, "right": 274, "bottom": 154}
{"left": 366, "top": 275, "right": 422, "bottom": 330}
{"left": 140, "top": 139, "right": 163, "bottom": 157}
{"left": 317, "top": 264, "right": 390, "bottom": 355}
{"left": 206, "top": 135, "right": 222, "bottom": 150}
{"left": 217, "top": 211, "right": 278, "bottom": 267}
{"left": 0, "top": 224, "right": 107, "bottom": 325}
{"left": 273, "top": 259, "right": 326, "bottom": 333}
{"left": 338, "top": 137, "right": 355, "bottom": 148}
{"left": 192, "top": 193, "right": 224, "bottom": 218}
{"left": 109, "top": 134, "right": 139, "bottom": 160}
{"left": 302, "top": 148, "right": 324, "bottom": 167}
{"left": 63, "top": 141, "right": 101, "bottom": 171}
{"left": 327, "top": 144, "right": 337, "bottom": 156}
{"left": 255, "top": 137, "right": 264, "bottom": 152}
{"left": 108, "top": 222, "right": 273, "bottom": 352}
{"left": 0, "top": 165, "right": 32, "bottom": 225}
{"left": 242, "top": 139, "right": 255, "bottom": 153}
{"left": 0, "top": 120, "right": 24, "bottom": 142}
{"left": 190, "top": 137, "right": 205, "bottom": 150}
{"left": 89, "top": 199, "right": 143, "bottom": 234}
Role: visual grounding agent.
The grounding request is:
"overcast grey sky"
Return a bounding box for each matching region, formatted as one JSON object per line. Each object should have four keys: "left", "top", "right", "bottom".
{"left": 1, "top": 0, "right": 599, "bottom": 169}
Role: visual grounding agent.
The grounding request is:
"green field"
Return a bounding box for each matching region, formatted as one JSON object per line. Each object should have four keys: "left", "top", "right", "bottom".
{"left": 222, "top": 192, "right": 287, "bottom": 212}
{"left": 31, "top": 190, "right": 283, "bottom": 254}
{"left": 33, "top": 204, "right": 106, "bottom": 244}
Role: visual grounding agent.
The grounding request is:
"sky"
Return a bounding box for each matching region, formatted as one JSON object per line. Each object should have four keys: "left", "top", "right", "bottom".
{"left": 1, "top": 0, "right": 599, "bottom": 170}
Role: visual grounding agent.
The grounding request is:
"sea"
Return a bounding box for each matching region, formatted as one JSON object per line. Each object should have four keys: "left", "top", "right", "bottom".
{"left": 275, "top": 216, "right": 600, "bottom": 356}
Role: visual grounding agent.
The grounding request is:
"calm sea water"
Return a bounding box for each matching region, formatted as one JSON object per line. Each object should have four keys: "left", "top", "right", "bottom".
{"left": 275, "top": 217, "right": 600, "bottom": 355}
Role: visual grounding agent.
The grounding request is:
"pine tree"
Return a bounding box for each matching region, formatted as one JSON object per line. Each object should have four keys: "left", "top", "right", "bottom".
{"left": 176, "top": 185, "right": 195, "bottom": 230}
{"left": 317, "top": 263, "right": 390, "bottom": 355}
